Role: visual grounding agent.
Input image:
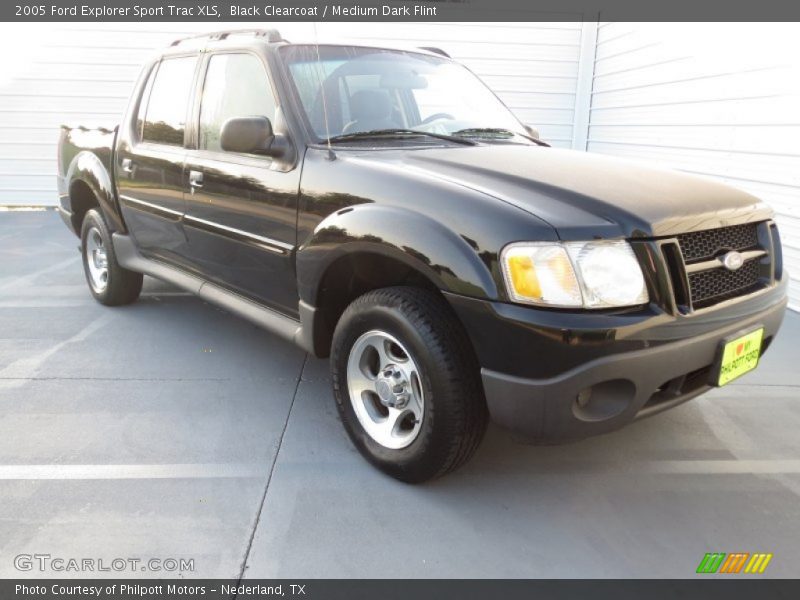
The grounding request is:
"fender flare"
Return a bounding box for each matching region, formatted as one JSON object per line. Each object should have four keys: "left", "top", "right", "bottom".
{"left": 65, "top": 151, "right": 126, "bottom": 233}
{"left": 296, "top": 203, "right": 499, "bottom": 306}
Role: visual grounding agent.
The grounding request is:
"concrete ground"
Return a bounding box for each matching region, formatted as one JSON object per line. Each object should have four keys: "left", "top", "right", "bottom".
{"left": 0, "top": 210, "right": 798, "bottom": 579}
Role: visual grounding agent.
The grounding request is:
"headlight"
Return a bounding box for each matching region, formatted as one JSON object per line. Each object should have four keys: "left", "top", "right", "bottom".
{"left": 501, "top": 241, "right": 648, "bottom": 308}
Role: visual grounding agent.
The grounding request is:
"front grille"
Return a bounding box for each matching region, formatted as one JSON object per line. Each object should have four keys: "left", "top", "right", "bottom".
{"left": 677, "top": 223, "right": 759, "bottom": 262}
{"left": 687, "top": 258, "right": 762, "bottom": 308}
{"left": 662, "top": 221, "right": 773, "bottom": 311}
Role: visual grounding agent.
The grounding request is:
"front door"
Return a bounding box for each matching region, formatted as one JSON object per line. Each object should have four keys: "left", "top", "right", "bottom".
{"left": 182, "top": 51, "right": 301, "bottom": 316}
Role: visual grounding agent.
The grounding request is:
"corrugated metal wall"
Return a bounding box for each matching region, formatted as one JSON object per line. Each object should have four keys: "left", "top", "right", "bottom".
{"left": 0, "top": 21, "right": 582, "bottom": 206}
{"left": 586, "top": 23, "right": 800, "bottom": 309}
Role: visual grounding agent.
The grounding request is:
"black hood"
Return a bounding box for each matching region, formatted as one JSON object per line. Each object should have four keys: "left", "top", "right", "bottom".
{"left": 366, "top": 144, "right": 772, "bottom": 240}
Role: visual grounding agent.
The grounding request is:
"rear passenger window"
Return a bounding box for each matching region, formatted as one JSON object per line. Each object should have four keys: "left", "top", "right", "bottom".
{"left": 199, "top": 53, "right": 277, "bottom": 153}
{"left": 142, "top": 56, "right": 196, "bottom": 146}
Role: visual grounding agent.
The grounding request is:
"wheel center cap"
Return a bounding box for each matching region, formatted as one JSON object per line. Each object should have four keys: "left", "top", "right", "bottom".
{"left": 93, "top": 249, "right": 107, "bottom": 268}
{"left": 375, "top": 379, "right": 395, "bottom": 405}
{"left": 375, "top": 366, "right": 409, "bottom": 408}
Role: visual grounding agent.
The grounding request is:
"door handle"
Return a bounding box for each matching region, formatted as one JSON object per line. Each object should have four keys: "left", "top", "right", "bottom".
{"left": 121, "top": 158, "right": 134, "bottom": 174}
{"left": 189, "top": 170, "right": 203, "bottom": 192}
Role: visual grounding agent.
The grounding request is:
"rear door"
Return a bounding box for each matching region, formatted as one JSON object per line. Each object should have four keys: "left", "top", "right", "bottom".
{"left": 182, "top": 51, "right": 301, "bottom": 316}
{"left": 116, "top": 54, "right": 199, "bottom": 264}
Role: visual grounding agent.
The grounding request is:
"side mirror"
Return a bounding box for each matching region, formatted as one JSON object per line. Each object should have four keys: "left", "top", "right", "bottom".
{"left": 220, "top": 116, "right": 287, "bottom": 157}
{"left": 523, "top": 124, "right": 540, "bottom": 140}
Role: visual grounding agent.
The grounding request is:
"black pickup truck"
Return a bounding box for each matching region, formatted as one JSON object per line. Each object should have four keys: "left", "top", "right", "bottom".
{"left": 57, "top": 29, "right": 787, "bottom": 482}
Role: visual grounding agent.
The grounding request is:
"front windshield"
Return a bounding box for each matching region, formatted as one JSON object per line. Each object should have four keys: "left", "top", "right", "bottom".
{"left": 280, "top": 45, "right": 528, "bottom": 142}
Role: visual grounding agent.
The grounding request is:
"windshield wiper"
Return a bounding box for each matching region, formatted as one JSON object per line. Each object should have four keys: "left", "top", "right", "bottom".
{"left": 452, "top": 128, "right": 550, "bottom": 146}
{"left": 325, "top": 129, "right": 476, "bottom": 146}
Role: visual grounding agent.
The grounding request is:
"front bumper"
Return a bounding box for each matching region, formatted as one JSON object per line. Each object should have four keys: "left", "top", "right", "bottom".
{"left": 446, "top": 280, "right": 787, "bottom": 443}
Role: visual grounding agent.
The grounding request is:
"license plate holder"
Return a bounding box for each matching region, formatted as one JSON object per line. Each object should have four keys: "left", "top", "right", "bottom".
{"left": 711, "top": 326, "right": 765, "bottom": 387}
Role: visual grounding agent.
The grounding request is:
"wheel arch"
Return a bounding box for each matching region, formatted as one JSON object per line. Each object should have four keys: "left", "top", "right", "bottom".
{"left": 296, "top": 204, "right": 498, "bottom": 358}
{"left": 65, "top": 151, "right": 125, "bottom": 234}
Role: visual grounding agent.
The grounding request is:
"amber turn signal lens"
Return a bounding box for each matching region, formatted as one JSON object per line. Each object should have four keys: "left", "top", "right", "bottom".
{"left": 506, "top": 254, "right": 542, "bottom": 299}
{"left": 501, "top": 244, "right": 582, "bottom": 307}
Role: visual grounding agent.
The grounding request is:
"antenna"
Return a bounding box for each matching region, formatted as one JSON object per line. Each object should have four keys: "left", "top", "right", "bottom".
{"left": 312, "top": 22, "right": 336, "bottom": 160}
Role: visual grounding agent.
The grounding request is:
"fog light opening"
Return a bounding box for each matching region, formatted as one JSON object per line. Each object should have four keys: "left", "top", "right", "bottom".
{"left": 572, "top": 379, "right": 636, "bottom": 422}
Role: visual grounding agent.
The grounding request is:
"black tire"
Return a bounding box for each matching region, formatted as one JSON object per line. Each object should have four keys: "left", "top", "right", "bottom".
{"left": 331, "top": 286, "right": 488, "bottom": 483}
{"left": 80, "top": 209, "right": 143, "bottom": 306}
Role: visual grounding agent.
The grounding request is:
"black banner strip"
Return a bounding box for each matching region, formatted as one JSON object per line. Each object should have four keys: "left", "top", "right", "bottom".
{"left": 3, "top": 579, "right": 800, "bottom": 600}
{"left": 4, "top": 0, "right": 800, "bottom": 22}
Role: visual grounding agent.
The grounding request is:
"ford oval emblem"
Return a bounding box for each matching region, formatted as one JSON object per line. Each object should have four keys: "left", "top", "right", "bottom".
{"left": 722, "top": 250, "right": 744, "bottom": 271}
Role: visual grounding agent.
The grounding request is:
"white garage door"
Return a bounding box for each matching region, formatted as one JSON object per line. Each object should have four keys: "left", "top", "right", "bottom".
{"left": 586, "top": 23, "right": 800, "bottom": 309}
{"left": 0, "top": 21, "right": 583, "bottom": 206}
{"left": 1, "top": 21, "right": 797, "bottom": 309}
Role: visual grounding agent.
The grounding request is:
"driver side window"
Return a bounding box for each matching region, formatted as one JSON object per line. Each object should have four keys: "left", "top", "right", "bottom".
{"left": 199, "top": 53, "right": 277, "bottom": 154}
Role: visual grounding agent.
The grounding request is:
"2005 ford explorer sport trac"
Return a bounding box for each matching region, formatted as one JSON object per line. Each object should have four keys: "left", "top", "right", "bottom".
{"left": 57, "top": 30, "right": 788, "bottom": 482}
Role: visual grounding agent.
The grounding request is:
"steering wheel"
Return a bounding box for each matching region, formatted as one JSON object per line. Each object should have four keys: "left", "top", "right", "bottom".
{"left": 419, "top": 112, "right": 455, "bottom": 125}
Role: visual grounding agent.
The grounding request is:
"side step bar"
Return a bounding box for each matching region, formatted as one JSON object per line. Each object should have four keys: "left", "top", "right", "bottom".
{"left": 113, "top": 233, "right": 307, "bottom": 349}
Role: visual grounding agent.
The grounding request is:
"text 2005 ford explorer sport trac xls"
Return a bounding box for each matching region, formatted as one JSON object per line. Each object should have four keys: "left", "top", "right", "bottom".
{"left": 57, "top": 30, "right": 787, "bottom": 482}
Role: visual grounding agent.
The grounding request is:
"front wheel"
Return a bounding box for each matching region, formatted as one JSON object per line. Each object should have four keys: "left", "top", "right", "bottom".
{"left": 331, "top": 287, "right": 488, "bottom": 483}
{"left": 80, "top": 209, "right": 143, "bottom": 306}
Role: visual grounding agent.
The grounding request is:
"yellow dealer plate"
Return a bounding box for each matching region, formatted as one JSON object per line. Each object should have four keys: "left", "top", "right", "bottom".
{"left": 715, "top": 327, "right": 764, "bottom": 386}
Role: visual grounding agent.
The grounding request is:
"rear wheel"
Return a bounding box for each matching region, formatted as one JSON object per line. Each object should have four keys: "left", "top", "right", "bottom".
{"left": 331, "top": 286, "right": 488, "bottom": 483}
{"left": 80, "top": 209, "right": 142, "bottom": 306}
